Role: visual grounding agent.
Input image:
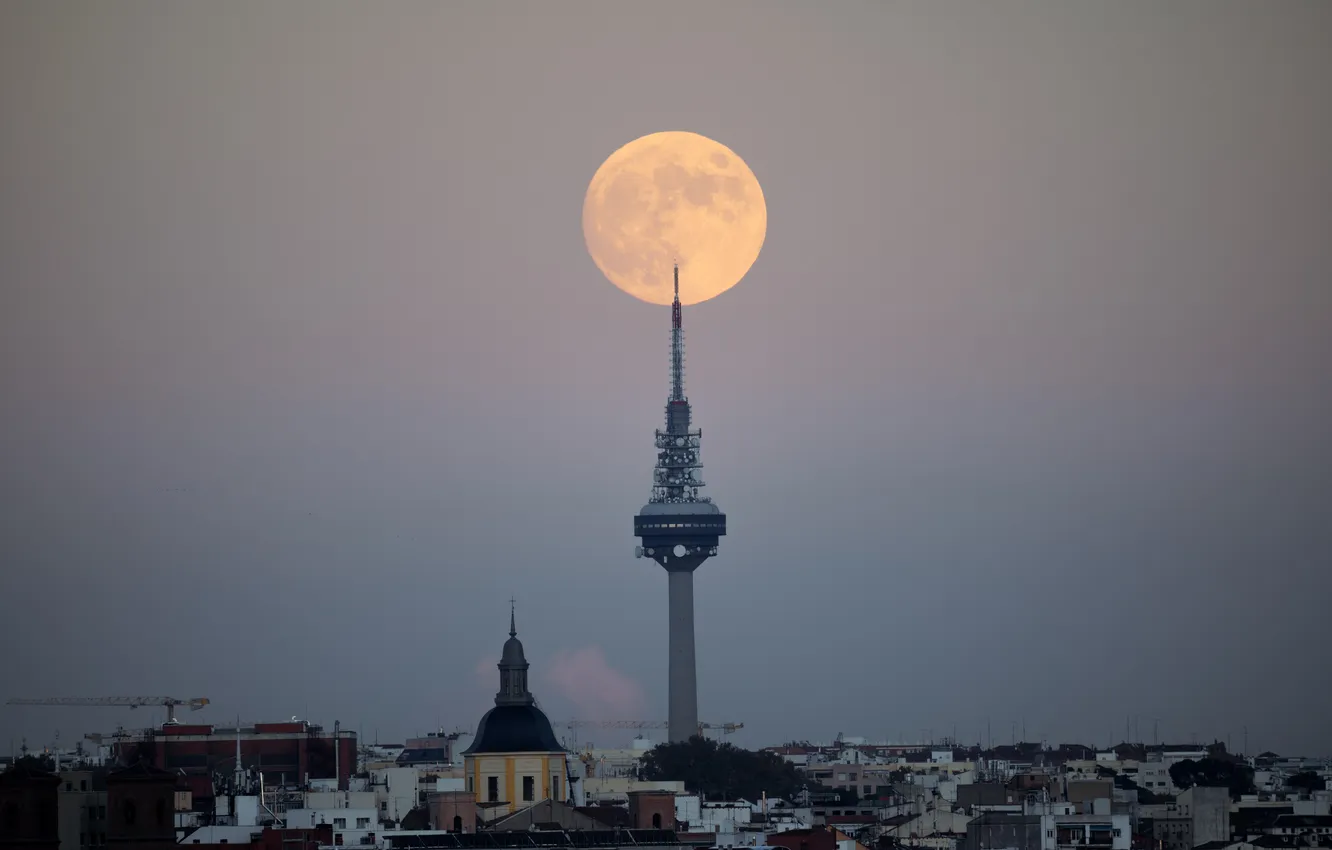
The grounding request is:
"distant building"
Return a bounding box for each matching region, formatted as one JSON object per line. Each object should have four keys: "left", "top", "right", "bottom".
{"left": 1268, "top": 815, "right": 1332, "bottom": 837}
{"left": 0, "top": 760, "right": 60, "bottom": 850}
{"left": 1145, "top": 786, "right": 1231, "bottom": 850}
{"left": 111, "top": 719, "right": 355, "bottom": 808}
{"left": 958, "top": 783, "right": 1023, "bottom": 813}
{"left": 802, "top": 762, "right": 908, "bottom": 800}
{"left": 399, "top": 733, "right": 463, "bottom": 767}
{"left": 767, "top": 824, "right": 871, "bottom": 850}
{"left": 55, "top": 770, "right": 107, "bottom": 850}
{"left": 104, "top": 761, "right": 179, "bottom": 850}
{"left": 965, "top": 801, "right": 1130, "bottom": 850}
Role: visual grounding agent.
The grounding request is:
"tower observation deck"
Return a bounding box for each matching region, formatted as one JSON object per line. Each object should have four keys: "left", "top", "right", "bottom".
{"left": 633, "top": 264, "right": 727, "bottom": 744}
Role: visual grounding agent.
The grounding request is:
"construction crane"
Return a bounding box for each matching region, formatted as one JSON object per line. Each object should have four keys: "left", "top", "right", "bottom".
{"left": 7, "top": 696, "right": 210, "bottom": 725}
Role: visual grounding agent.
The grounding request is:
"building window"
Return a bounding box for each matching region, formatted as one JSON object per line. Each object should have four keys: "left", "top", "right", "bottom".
{"left": 333, "top": 818, "right": 346, "bottom": 829}
{"left": 653, "top": 813, "right": 663, "bottom": 828}
{"left": 467, "top": 776, "right": 474, "bottom": 793}
{"left": 356, "top": 818, "right": 370, "bottom": 828}
{"left": 453, "top": 815, "right": 463, "bottom": 832}
{"left": 552, "top": 775, "right": 560, "bottom": 801}
{"left": 81, "top": 780, "right": 88, "bottom": 792}
{"left": 523, "top": 776, "right": 535, "bottom": 802}
{"left": 488, "top": 776, "right": 499, "bottom": 802}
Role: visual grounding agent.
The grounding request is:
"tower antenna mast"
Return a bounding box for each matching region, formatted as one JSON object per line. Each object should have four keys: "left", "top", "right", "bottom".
{"left": 670, "top": 263, "right": 684, "bottom": 403}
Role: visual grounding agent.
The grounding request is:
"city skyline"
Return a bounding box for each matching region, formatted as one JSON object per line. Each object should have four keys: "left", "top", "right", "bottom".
{"left": 1, "top": 1, "right": 1330, "bottom": 756}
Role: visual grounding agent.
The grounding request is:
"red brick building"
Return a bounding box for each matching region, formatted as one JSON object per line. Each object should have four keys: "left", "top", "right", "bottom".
{"left": 112, "top": 721, "right": 356, "bottom": 809}
{"left": 106, "top": 761, "right": 177, "bottom": 850}
{"left": 628, "top": 791, "right": 677, "bottom": 831}
{"left": 0, "top": 761, "right": 60, "bottom": 850}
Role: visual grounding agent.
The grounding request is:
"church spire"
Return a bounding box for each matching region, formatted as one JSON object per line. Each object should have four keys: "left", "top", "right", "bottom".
{"left": 496, "top": 603, "right": 533, "bottom": 707}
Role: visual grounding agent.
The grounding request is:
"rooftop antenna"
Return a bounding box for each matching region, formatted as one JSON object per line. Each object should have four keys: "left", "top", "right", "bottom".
{"left": 510, "top": 597, "right": 517, "bottom": 637}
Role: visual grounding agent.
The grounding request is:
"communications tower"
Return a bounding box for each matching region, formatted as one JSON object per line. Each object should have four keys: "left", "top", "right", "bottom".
{"left": 634, "top": 264, "right": 727, "bottom": 744}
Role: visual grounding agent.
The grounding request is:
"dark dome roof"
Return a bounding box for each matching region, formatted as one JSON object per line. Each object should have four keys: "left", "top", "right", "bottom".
{"left": 463, "top": 704, "right": 562, "bottom": 755}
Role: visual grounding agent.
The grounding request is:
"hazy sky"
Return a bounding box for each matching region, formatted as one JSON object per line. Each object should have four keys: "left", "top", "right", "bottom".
{"left": 2, "top": 1, "right": 1330, "bottom": 757}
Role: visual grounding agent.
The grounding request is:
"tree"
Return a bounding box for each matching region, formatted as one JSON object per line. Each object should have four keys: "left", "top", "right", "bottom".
{"left": 639, "top": 737, "right": 811, "bottom": 801}
{"left": 1168, "top": 758, "right": 1255, "bottom": 799}
{"left": 1286, "top": 772, "right": 1326, "bottom": 792}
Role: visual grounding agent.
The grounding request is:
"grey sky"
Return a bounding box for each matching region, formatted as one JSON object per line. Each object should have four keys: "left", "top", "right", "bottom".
{"left": 2, "top": 1, "right": 1330, "bottom": 756}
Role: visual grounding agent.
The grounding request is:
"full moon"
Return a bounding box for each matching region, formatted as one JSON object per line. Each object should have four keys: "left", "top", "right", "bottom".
{"left": 583, "top": 131, "right": 766, "bottom": 306}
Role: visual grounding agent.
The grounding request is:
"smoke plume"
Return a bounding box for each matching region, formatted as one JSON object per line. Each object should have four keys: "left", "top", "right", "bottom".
{"left": 540, "top": 646, "right": 647, "bottom": 720}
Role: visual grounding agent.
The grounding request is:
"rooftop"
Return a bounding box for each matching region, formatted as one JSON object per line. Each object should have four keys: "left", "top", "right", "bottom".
{"left": 385, "top": 829, "right": 680, "bottom": 849}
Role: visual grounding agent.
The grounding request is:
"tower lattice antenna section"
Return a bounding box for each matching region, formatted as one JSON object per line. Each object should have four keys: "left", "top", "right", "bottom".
{"left": 651, "top": 264, "right": 710, "bottom": 506}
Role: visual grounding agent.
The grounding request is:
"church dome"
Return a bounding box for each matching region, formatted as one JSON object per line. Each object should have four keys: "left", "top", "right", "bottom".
{"left": 463, "top": 704, "right": 562, "bottom": 755}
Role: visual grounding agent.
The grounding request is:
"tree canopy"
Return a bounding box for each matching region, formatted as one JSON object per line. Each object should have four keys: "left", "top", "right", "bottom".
{"left": 639, "top": 737, "right": 811, "bottom": 801}
{"left": 1168, "top": 758, "right": 1255, "bottom": 798}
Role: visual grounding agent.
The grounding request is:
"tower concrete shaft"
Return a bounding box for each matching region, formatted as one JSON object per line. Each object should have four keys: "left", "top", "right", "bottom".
{"left": 667, "top": 568, "right": 698, "bottom": 742}
{"left": 634, "top": 265, "right": 725, "bottom": 745}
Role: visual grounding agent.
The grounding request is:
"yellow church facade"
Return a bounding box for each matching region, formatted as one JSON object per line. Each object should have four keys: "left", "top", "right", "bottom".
{"left": 465, "top": 751, "right": 569, "bottom": 815}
